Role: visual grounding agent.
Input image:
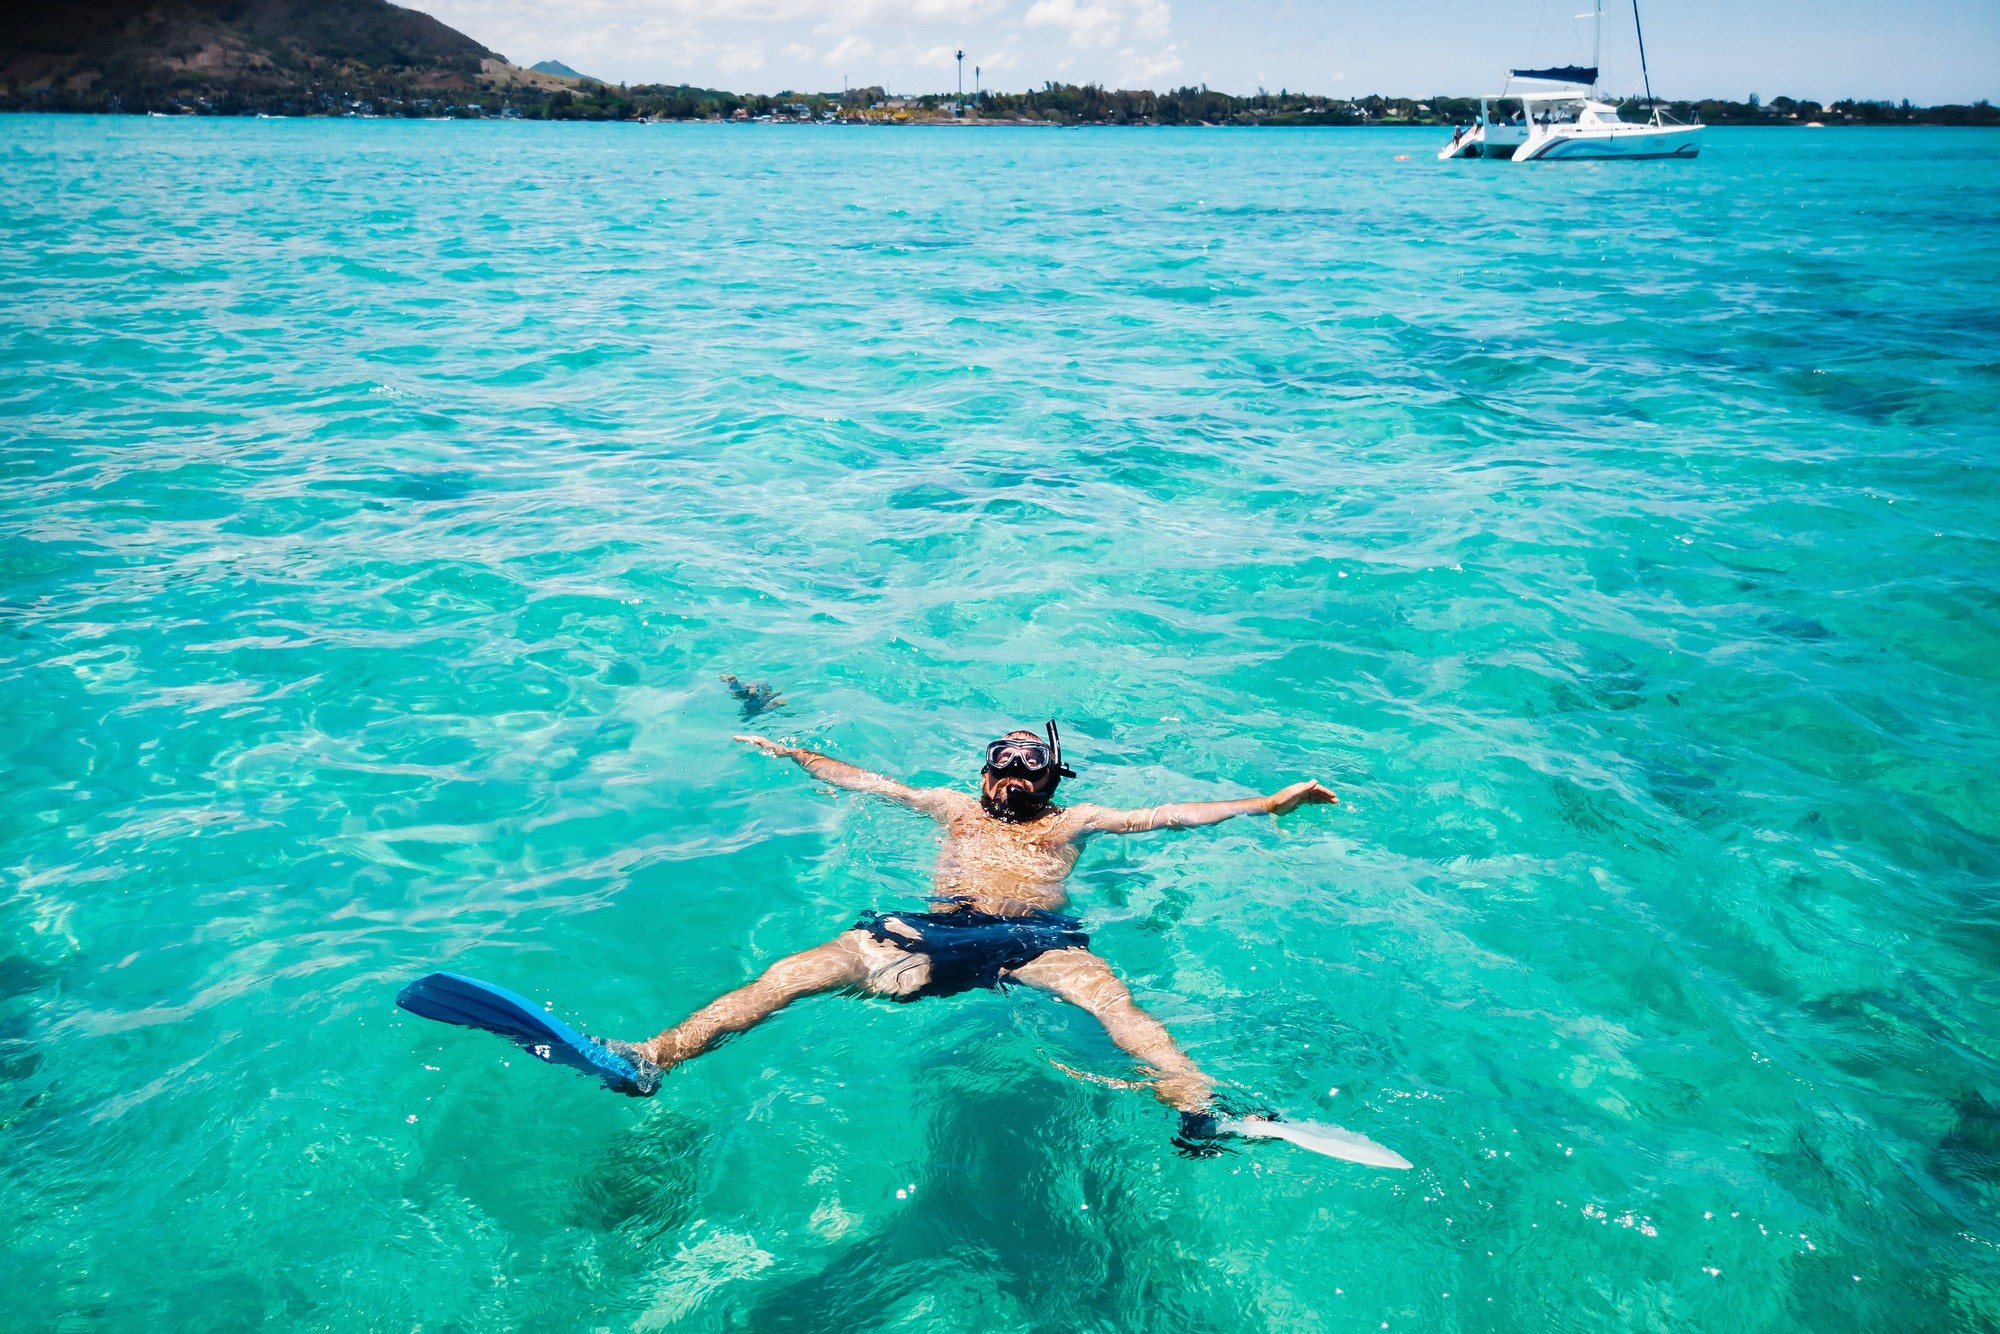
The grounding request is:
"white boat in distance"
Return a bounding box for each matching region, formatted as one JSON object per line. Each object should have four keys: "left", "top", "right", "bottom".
{"left": 1439, "top": 0, "right": 1701, "bottom": 162}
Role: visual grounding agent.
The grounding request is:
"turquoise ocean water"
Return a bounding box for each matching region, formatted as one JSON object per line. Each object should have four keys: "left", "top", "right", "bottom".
{"left": 4, "top": 117, "right": 1999, "bottom": 1330}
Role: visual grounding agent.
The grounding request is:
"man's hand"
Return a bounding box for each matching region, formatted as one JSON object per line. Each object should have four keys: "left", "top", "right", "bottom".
{"left": 734, "top": 734, "right": 797, "bottom": 759}
{"left": 1266, "top": 780, "right": 1338, "bottom": 815}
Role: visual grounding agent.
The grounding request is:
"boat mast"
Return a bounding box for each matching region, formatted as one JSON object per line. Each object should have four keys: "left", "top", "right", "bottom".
{"left": 1632, "top": 0, "right": 1656, "bottom": 104}
{"left": 1592, "top": 0, "right": 1603, "bottom": 91}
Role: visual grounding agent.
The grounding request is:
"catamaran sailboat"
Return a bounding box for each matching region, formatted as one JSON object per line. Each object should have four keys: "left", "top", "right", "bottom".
{"left": 1439, "top": 0, "right": 1701, "bottom": 162}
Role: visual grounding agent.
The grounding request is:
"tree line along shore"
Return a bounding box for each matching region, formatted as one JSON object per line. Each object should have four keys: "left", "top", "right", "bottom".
{"left": 7, "top": 79, "right": 1998, "bottom": 127}
{"left": 6, "top": 0, "right": 1990, "bottom": 128}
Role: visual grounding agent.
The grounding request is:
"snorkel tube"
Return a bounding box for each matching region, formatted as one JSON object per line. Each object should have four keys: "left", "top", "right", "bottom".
{"left": 1044, "top": 719, "right": 1077, "bottom": 780}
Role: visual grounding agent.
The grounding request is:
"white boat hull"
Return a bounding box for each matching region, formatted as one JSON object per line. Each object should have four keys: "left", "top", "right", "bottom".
{"left": 1436, "top": 122, "right": 1529, "bottom": 161}
{"left": 1514, "top": 120, "right": 1701, "bottom": 161}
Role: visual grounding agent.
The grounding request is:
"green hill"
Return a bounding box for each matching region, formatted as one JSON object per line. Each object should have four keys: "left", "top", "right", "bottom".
{"left": 529, "top": 59, "right": 595, "bottom": 82}
{"left": 1, "top": 0, "right": 508, "bottom": 112}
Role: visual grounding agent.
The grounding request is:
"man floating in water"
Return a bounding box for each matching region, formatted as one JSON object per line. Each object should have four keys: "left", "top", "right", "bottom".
{"left": 623, "top": 724, "right": 1334, "bottom": 1117}
{"left": 399, "top": 723, "right": 1410, "bottom": 1165}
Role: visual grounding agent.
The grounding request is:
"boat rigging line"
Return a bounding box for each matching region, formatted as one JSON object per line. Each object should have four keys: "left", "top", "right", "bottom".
{"left": 1632, "top": 0, "right": 1656, "bottom": 105}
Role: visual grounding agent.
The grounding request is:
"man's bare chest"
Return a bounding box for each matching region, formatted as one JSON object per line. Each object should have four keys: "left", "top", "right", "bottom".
{"left": 937, "top": 815, "right": 1082, "bottom": 877}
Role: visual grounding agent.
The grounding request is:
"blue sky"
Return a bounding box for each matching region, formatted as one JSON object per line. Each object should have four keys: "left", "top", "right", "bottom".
{"left": 406, "top": 0, "right": 2000, "bottom": 103}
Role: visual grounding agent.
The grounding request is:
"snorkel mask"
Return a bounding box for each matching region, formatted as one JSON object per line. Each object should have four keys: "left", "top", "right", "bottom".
{"left": 980, "top": 720, "right": 1074, "bottom": 820}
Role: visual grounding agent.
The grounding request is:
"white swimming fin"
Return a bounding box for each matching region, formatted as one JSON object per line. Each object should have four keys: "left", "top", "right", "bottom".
{"left": 1218, "top": 1116, "right": 1413, "bottom": 1170}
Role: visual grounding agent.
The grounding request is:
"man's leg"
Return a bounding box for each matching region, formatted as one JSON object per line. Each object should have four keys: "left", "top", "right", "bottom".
{"left": 636, "top": 932, "right": 884, "bottom": 1070}
{"left": 1007, "top": 949, "right": 1216, "bottom": 1112}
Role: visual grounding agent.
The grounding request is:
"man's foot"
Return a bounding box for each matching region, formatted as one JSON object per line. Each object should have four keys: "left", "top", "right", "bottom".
{"left": 1172, "top": 1104, "right": 1277, "bottom": 1158}
{"left": 591, "top": 1038, "right": 664, "bottom": 1097}
{"left": 1173, "top": 1108, "right": 1231, "bottom": 1157}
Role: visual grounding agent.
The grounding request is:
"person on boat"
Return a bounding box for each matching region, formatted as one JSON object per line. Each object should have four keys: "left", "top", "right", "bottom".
{"left": 609, "top": 724, "right": 1338, "bottom": 1122}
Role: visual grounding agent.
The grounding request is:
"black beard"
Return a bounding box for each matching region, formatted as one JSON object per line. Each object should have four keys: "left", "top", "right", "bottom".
{"left": 981, "top": 783, "right": 1052, "bottom": 822}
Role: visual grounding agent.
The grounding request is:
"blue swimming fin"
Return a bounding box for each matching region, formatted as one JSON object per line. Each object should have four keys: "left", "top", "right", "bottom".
{"left": 396, "top": 971, "right": 659, "bottom": 1096}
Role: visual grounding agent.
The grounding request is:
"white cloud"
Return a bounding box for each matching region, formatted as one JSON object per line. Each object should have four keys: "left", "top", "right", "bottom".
{"left": 409, "top": 0, "right": 1167, "bottom": 91}
{"left": 419, "top": 0, "right": 1000, "bottom": 46}
{"left": 670, "top": 0, "right": 998, "bottom": 20}
{"left": 718, "top": 41, "right": 766, "bottom": 73}
{"left": 1115, "top": 42, "right": 1181, "bottom": 88}
{"left": 910, "top": 44, "right": 962, "bottom": 70}
{"left": 976, "top": 42, "right": 1020, "bottom": 73}
{"left": 822, "top": 35, "right": 873, "bottom": 67}
{"left": 1024, "top": 0, "right": 1118, "bottom": 49}
{"left": 1024, "top": 0, "right": 1169, "bottom": 50}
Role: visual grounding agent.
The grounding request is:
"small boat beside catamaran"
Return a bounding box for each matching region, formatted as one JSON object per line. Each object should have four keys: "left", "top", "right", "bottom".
{"left": 1439, "top": 0, "right": 1701, "bottom": 162}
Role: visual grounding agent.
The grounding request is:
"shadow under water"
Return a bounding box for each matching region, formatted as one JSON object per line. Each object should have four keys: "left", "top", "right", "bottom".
{"left": 738, "top": 1068, "right": 1222, "bottom": 1334}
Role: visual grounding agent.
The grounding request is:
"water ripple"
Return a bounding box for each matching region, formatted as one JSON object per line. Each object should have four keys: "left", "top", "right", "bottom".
{"left": 3, "top": 117, "right": 1998, "bottom": 1329}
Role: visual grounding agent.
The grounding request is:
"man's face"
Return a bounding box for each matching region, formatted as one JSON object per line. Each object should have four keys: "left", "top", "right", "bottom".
{"left": 980, "top": 731, "right": 1059, "bottom": 816}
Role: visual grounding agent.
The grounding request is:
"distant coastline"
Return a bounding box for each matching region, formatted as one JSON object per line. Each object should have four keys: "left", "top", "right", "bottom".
{"left": 4, "top": 0, "right": 1992, "bottom": 128}
{"left": 6, "top": 82, "right": 1998, "bottom": 128}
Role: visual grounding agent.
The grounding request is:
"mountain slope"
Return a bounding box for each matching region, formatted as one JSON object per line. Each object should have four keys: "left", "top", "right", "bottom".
{"left": 2, "top": 0, "right": 508, "bottom": 111}
{"left": 529, "top": 59, "right": 595, "bottom": 82}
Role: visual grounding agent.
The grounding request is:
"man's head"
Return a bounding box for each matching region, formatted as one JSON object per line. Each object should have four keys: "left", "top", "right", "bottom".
{"left": 979, "top": 720, "right": 1075, "bottom": 821}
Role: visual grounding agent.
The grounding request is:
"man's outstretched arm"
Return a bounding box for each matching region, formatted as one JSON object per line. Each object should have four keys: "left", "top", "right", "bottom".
{"left": 1075, "top": 780, "right": 1337, "bottom": 837}
{"left": 735, "top": 735, "right": 951, "bottom": 815}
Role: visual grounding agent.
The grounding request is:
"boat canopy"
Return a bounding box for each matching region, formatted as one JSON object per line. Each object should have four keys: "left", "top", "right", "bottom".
{"left": 1510, "top": 65, "right": 1597, "bottom": 84}
{"left": 1480, "top": 86, "right": 1592, "bottom": 101}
